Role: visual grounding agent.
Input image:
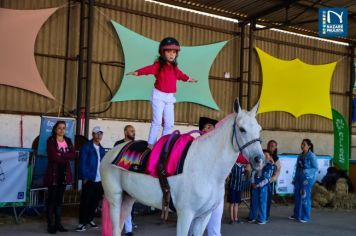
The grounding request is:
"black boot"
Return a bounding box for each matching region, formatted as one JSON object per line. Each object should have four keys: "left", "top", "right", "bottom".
{"left": 55, "top": 207, "right": 68, "bottom": 232}
{"left": 47, "top": 206, "right": 57, "bottom": 234}
{"left": 47, "top": 225, "right": 57, "bottom": 234}
{"left": 56, "top": 224, "right": 68, "bottom": 232}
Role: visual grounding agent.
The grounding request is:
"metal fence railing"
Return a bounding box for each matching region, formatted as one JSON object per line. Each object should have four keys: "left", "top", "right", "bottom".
{"left": 240, "top": 180, "right": 251, "bottom": 208}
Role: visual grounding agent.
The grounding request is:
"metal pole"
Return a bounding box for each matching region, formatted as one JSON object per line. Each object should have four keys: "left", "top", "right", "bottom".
{"left": 76, "top": 0, "right": 85, "bottom": 136}
{"left": 247, "top": 20, "right": 255, "bottom": 110}
{"left": 349, "top": 44, "right": 355, "bottom": 163}
{"left": 84, "top": 0, "right": 94, "bottom": 138}
{"left": 239, "top": 23, "right": 245, "bottom": 104}
{"left": 62, "top": 0, "right": 72, "bottom": 116}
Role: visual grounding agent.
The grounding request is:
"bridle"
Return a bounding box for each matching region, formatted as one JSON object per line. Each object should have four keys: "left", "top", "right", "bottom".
{"left": 231, "top": 117, "right": 261, "bottom": 153}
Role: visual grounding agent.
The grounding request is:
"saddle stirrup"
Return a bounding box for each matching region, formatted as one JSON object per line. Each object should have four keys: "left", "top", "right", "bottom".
{"left": 158, "top": 152, "right": 171, "bottom": 221}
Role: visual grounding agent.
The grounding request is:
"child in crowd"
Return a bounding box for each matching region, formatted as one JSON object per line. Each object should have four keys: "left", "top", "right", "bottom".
{"left": 266, "top": 139, "right": 281, "bottom": 221}
{"left": 228, "top": 161, "right": 245, "bottom": 224}
{"left": 248, "top": 150, "right": 275, "bottom": 224}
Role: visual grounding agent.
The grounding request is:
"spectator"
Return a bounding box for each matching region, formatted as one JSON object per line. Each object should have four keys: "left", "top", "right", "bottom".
{"left": 248, "top": 150, "right": 275, "bottom": 225}
{"left": 114, "top": 125, "right": 135, "bottom": 147}
{"left": 44, "top": 121, "right": 76, "bottom": 234}
{"left": 227, "top": 161, "right": 245, "bottom": 224}
{"left": 266, "top": 140, "right": 281, "bottom": 221}
{"left": 114, "top": 124, "right": 136, "bottom": 236}
{"left": 289, "top": 139, "right": 318, "bottom": 223}
{"left": 76, "top": 126, "right": 106, "bottom": 232}
{"left": 198, "top": 117, "right": 224, "bottom": 236}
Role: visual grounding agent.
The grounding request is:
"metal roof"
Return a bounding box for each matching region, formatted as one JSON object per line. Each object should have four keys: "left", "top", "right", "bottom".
{"left": 155, "top": 0, "right": 356, "bottom": 43}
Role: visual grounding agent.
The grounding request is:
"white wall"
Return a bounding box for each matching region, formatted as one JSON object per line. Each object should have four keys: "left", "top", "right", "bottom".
{"left": 0, "top": 113, "right": 355, "bottom": 159}
{"left": 261, "top": 130, "right": 333, "bottom": 156}
{"left": 0, "top": 114, "right": 41, "bottom": 148}
{"left": 0, "top": 114, "right": 195, "bottom": 149}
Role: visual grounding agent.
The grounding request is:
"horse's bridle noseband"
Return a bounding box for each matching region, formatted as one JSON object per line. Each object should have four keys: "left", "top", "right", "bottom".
{"left": 232, "top": 117, "right": 261, "bottom": 152}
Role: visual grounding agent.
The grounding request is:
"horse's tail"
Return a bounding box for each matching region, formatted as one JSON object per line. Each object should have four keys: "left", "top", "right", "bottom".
{"left": 102, "top": 197, "right": 113, "bottom": 236}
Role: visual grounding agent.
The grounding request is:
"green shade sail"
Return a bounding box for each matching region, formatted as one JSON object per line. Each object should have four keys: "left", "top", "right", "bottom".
{"left": 111, "top": 20, "right": 227, "bottom": 110}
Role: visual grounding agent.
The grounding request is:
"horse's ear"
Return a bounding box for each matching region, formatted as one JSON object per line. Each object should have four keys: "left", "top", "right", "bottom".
{"left": 249, "top": 101, "right": 259, "bottom": 116}
{"left": 233, "top": 97, "right": 241, "bottom": 114}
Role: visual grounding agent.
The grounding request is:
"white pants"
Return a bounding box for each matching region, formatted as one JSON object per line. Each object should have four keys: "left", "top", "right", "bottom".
{"left": 206, "top": 200, "right": 224, "bottom": 236}
{"left": 124, "top": 214, "right": 132, "bottom": 233}
{"left": 148, "top": 88, "right": 176, "bottom": 145}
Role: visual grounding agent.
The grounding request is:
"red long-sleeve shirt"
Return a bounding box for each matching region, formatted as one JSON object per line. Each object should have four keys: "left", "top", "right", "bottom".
{"left": 135, "top": 61, "right": 190, "bottom": 93}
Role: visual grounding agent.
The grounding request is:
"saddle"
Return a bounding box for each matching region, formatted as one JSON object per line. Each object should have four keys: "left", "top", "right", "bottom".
{"left": 112, "top": 140, "right": 151, "bottom": 172}
{"left": 112, "top": 130, "right": 200, "bottom": 220}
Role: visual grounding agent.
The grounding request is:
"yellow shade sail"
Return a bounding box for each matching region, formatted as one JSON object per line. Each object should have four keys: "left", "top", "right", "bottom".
{"left": 256, "top": 47, "right": 337, "bottom": 119}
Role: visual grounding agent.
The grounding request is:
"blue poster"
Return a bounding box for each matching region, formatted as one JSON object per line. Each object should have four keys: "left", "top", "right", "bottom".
{"left": 37, "top": 116, "right": 75, "bottom": 156}
{"left": 32, "top": 116, "right": 76, "bottom": 189}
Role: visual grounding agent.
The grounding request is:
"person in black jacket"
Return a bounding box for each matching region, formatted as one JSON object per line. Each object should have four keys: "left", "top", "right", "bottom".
{"left": 114, "top": 125, "right": 136, "bottom": 147}
{"left": 44, "top": 121, "right": 76, "bottom": 234}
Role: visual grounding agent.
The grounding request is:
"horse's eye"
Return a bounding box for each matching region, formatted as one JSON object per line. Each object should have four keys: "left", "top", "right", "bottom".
{"left": 239, "top": 127, "right": 246, "bottom": 133}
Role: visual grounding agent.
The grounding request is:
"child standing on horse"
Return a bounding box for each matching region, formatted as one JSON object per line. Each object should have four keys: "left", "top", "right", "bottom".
{"left": 127, "top": 37, "right": 197, "bottom": 148}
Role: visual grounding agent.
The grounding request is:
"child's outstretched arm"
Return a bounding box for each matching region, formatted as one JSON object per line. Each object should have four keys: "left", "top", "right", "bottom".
{"left": 175, "top": 67, "right": 198, "bottom": 83}
{"left": 127, "top": 63, "right": 159, "bottom": 77}
{"left": 126, "top": 71, "right": 138, "bottom": 76}
{"left": 188, "top": 78, "right": 198, "bottom": 83}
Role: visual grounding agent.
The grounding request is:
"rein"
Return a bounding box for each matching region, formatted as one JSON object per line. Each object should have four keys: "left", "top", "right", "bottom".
{"left": 231, "top": 118, "right": 261, "bottom": 152}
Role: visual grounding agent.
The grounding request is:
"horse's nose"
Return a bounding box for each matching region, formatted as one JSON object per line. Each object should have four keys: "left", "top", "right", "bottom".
{"left": 254, "top": 156, "right": 263, "bottom": 163}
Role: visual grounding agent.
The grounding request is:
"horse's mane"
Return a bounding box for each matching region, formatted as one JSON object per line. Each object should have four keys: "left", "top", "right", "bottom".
{"left": 215, "top": 113, "right": 235, "bottom": 129}
{"left": 194, "top": 113, "right": 235, "bottom": 143}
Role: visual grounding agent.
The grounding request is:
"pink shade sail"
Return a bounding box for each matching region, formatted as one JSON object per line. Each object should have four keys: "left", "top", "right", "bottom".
{"left": 0, "top": 7, "right": 58, "bottom": 99}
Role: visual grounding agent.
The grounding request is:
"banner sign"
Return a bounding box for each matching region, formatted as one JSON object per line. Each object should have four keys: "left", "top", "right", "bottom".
{"left": 319, "top": 8, "right": 348, "bottom": 37}
{"left": 0, "top": 148, "right": 31, "bottom": 206}
{"left": 276, "top": 156, "right": 296, "bottom": 195}
{"left": 276, "top": 154, "right": 331, "bottom": 195}
{"left": 332, "top": 109, "right": 350, "bottom": 173}
{"left": 32, "top": 116, "right": 75, "bottom": 189}
{"left": 37, "top": 116, "right": 75, "bottom": 156}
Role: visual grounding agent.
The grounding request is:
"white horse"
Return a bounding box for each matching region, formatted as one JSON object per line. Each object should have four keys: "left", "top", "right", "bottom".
{"left": 100, "top": 99, "right": 264, "bottom": 236}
